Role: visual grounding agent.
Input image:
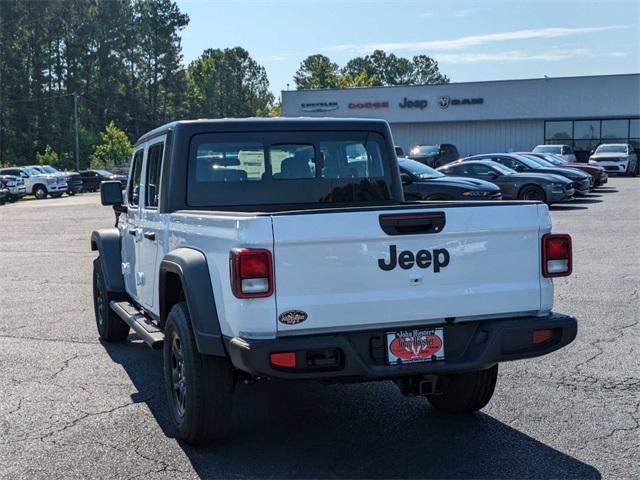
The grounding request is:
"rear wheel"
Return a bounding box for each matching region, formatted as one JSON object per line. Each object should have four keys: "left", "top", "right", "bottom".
{"left": 33, "top": 185, "right": 48, "bottom": 199}
{"left": 518, "top": 185, "right": 547, "bottom": 203}
{"left": 92, "top": 258, "right": 129, "bottom": 341}
{"left": 427, "top": 365, "right": 498, "bottom": 414}
{"left": 164, "top": 302, "right": 234, "bottom": 445}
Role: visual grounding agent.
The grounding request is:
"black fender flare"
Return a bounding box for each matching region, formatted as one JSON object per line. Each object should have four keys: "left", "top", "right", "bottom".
{"left": 90, "top": 228, "right": 125, "bottom": 293}
{"left": 159, "top": 248, "right": 225, "bottom": 357}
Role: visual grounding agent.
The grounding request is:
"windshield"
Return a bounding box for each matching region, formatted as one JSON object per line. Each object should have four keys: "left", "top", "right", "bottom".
{"left": 533, "top": 145, "right": 561, "bottom": 154}
{"left": 486, "top": 161, "right": 517, "bottom": 175}
{"left": 40, "top": 165, "right": 59, "bottom": 174}
{"left": 411, "top": 145, "right": 438, "bottom": 155}
{"left": 595, "top": 145, "right": 627, "bottom": 153}
{"left": 513, "top": 154, "right": 548, "bottom": 169}
{"left": 25, "top": 167, "right": 42, "bottom": 175}
{"left": 96, "top": 170, "right": 113, "bottom": 176}
{"left": 399, "top": 159, "right": 443, "bottom": 179}
{"left": 548, "top": 154, "right": 568, "bottom": 164}
{"left": 522, "top": 155, "right": 556, "bottom": 167}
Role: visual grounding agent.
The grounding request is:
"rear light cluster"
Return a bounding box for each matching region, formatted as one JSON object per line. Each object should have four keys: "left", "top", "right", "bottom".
{"left": 230, "top": 248, "right": 274, "bottom": 298}
{"left": 542, "top": 234, "right": 572, "bottom": 278}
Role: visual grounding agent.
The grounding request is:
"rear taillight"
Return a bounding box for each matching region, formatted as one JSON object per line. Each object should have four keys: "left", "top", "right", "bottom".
{"left": 231, "top": 248, "right": 274, "bottom": 298}
{"left": 542, "top": 234, "right": 572, "bottom": 278}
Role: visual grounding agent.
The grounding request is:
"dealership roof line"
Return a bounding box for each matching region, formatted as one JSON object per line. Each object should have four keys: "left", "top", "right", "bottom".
{"left": 282, "top": 72, "right": 640, "bottom": 94}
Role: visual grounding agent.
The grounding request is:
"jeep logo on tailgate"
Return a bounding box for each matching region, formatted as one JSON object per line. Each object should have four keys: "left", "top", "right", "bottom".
{"left": 378, "top": 245, "right": 450, "bottom": 272}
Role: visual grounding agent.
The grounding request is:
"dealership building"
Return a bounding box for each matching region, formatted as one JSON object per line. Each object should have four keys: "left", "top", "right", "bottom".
{"left": 282, "top": 73, "right": 640, "bottom": 161}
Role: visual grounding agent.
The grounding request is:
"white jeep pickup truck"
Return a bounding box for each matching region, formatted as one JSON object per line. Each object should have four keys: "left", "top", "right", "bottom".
{"left": 92, "top": 118, "right": 577, "bottom": 445}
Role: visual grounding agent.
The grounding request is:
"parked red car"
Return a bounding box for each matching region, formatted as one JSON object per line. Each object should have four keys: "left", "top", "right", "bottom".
{"left": 518, "top": 152, "right": 608, "bottom": 187}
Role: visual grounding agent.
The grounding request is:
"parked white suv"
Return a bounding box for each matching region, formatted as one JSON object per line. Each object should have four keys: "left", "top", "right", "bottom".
{"left": 533, "top": 145, "right": 577, "bottom": 162}
{"left": 0, "top": 166, "right": 68, "bottom": 199}
{"left": 589, "top": 143, "right": 638, "bottom": 176}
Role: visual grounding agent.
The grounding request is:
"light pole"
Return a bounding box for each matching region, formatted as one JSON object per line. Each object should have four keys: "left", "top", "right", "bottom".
{"left": 74, "top": 92, "right": 79, "bottom": 171}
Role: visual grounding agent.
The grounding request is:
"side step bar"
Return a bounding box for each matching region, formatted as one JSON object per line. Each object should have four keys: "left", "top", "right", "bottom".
{"left": 110, "top": 301, "right": 164, "bottom": 349}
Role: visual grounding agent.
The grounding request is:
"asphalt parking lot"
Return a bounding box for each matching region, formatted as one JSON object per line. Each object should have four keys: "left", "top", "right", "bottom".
{"left": 0, "top": 178, "right": 638, "bottom": 480}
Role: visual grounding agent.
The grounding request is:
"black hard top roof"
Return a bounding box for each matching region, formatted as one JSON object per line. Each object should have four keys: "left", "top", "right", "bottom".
{"left": 134, "top": 117, "right": 390, "bottom": 145}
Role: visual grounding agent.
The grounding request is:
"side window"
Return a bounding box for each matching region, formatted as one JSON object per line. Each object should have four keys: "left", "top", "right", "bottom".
{"left": 469, "top": 164, "right": 493, "bottom": 177}
{"left": 128, "top": 149, "right": 144, "bottom": 206}
{"left": 145, "top": 142, "right": 164, "bottom": 208}
{"left": 496, "top": 157, "right": 517, "bottom": 170}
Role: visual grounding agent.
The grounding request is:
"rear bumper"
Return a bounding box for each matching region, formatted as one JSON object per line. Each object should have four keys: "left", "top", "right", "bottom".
{"left": 67, "top": 182, "right": 83, "bottom": 193}
{"left": 226, "top": 313, "right": 577, "bottom": 381}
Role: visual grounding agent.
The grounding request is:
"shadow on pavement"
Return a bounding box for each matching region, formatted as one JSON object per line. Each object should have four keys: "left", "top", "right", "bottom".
{"left": 550, "top": 205, "right": 589, "bottom": 211}
{"left": 103, "top": 339, "right": 601, "bottom": 479}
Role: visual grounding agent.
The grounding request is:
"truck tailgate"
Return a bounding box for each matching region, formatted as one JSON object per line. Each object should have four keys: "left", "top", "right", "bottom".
{"left": 272, "top": 204, "right": 545, "bottom": 334}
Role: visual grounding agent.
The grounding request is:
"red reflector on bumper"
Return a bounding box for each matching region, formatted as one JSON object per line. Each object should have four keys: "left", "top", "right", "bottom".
{"left": 270, "top": 352, "right": 297, "bottom": 368}
{"left": 533, "top": 329, "right": 553, "bottom": 344}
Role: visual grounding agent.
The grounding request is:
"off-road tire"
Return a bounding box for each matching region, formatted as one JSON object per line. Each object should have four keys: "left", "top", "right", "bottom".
{"left": 33, "top": 185, "right": 48, "bottom": 200}
{"left": 92, "top": 257, "right": 129, "bottom": 341}
{"left": 427, "top": 365, "right": 498, "bottom": 414}
{"left": 163, "top": 302, "right": 234, "bottom": 445}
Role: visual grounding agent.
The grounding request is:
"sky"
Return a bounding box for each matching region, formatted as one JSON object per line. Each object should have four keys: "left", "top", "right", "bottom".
{"left": 174, "top": 0, "right": 640, "bottom": 97}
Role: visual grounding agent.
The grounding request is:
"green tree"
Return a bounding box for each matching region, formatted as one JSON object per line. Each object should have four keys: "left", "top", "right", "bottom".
{"left": 257, "top": 100, "right": 282, "bottom": 117}
{"left": 186, "top": 47, "right": 274, "bottom": 118}
{"left": 342, "top": 50, "right": 448, "bottom": 86}
{"left": 410, "top": 54, "right": 449, "bottom": 84}
{"left": 89, "top": 121, "right": 133, "bottom": 169}
{"left": 338, "top": 70, "right": 379, "bottom": 88}
{"left": 293, "top": 54, "right": 341, "bottom": 90}
{"left": 36, "top": 145, "right": 59, "bottom": 166}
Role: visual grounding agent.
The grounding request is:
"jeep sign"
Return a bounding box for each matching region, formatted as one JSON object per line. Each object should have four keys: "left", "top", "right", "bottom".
{"left": 399, "top": 98, "right": 428, "bottom": 110}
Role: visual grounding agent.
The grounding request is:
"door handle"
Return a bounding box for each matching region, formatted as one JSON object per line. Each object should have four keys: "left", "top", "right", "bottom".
{"left": 143, "top": 231, "right": 156, "bottom": 241}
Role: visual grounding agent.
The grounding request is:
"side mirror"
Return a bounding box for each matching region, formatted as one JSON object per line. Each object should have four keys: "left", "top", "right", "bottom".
{"left": 489, "top": 171, "right": 500, "bottom": 179}
{"left": 400, "top": 173, "right": 412, "bottom": 185}
{"left": 21, "top": 172, "right": 29, "bottom": 178}
{"left": 100, "top": 180, "right": 123, "bottom": 206}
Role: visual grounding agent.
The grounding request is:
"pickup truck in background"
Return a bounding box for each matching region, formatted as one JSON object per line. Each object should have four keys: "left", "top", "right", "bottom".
{"left": 0, "top": 174, "right": 26, "bottom": 202}
{"left": 92, "top": 118, "right": 577, "bottom": 445}
{"left": 0, "top": 166, "right": 67, "bottom": 199}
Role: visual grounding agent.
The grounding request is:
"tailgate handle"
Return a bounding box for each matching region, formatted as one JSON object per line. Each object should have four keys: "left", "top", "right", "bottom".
{"left": 379, "top": 212, "right": 446, "bottom": 235}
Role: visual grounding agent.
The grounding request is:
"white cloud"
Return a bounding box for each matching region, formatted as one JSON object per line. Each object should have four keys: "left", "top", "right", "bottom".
{"left": 324, "top": 25, "right": 633, "bottom": 54}
{"left": 434, "top": 49, "right": 629, "bottom": 64}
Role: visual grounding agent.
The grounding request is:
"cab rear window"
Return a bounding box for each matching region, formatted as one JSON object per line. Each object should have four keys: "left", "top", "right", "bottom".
{"left": 187, "top": 131, "right": 393, "bottom": 207}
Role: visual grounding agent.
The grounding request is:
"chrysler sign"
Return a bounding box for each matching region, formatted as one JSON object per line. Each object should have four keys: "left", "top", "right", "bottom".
{"left": 301, "top": 102, "right": 338, "bottom": 112}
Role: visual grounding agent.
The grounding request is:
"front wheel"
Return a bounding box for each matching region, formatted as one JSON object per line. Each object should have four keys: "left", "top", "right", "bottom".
{"left": 33, "top": 185, "right": 48, "bottom": 200}
{"left": 163, "top": 302, "right": 234, "bottom": 445}
{"left": 518, "top": 185, "right": 547, "bottom": 203}
{"left": 92, "top": 258, "right": 129, "bottom": 341}
{"left": 427, "top": 365, "right": 498, "bottom": 414}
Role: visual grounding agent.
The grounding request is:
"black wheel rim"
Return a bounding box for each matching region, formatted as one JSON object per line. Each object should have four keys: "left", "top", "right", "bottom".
{"left": 171, "top": 335, "right": 187, "bottom": 418}
{"left": 523, "top": 187, "right": 543, "bottom": 201}
{"left": 95, "top": 269, "right": 105, "bottom": 328}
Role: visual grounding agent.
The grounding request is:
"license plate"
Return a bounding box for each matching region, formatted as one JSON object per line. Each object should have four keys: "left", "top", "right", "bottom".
{"left": 386, "top": 328, "right": 444, "bottom": 365}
